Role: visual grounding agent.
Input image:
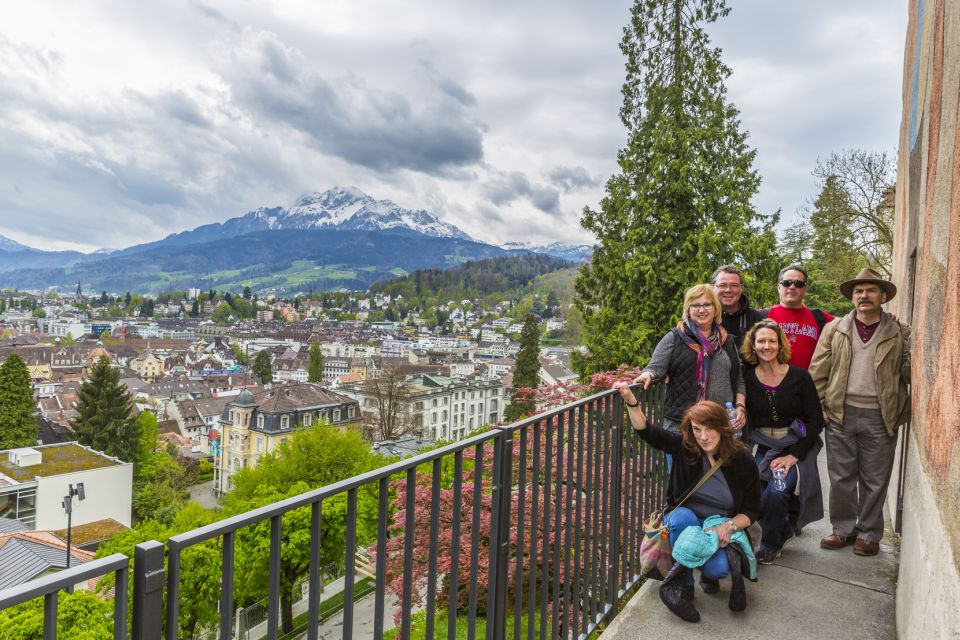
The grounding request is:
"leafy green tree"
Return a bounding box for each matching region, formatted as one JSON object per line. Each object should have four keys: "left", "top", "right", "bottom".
{"left": 223, "top": 426, "right": 384, "bottom": 633}
{"left": 96, "top": 505, "right": 220, "bottom": 639}
{"left": 211, "top": 301, "right": 233, "bottom": 324}
{"left": 811, "top": 149, "right": 896, "bottom": 277}
{"left": 31, "top": 307, "right": 46, "bottom": 318}
{"left": 0, "top": 353, "right": 38, "bottom": 448}
{"left": 307, "top": 342, "right": 324, "bottom": 383}
{"left": 505, "top": 315, "right": 541, "bottom": 421}
{"left": 572, "top": 0, "right": 779, "bottom": 377}
{"left": 252, "top": 349, "right": 273, "bottom": 384}
{"left": 72, "top": 357, "right": 139, "bottom": 460}
{"left": 131, "top": 411, "right": 189, "bottom": 523}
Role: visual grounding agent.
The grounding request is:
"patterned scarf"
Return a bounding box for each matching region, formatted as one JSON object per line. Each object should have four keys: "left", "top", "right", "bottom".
{"left": 677, "top": 319, "right": 727, "bottom": 401}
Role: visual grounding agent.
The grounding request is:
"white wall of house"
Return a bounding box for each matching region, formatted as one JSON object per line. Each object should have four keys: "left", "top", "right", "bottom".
{"left": 34, "top": 462, "right": 134, "bottom": 530}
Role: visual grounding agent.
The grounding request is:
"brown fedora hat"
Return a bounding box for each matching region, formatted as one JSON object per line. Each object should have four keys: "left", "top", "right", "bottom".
{"left": 839, "top": 268, "right": 897, "bottom": 301}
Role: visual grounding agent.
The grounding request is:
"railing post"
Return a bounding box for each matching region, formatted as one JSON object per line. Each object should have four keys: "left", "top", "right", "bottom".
{"left": 607, "top": 394, "right": 624, "bottom": 615}
{"left": 132, "top": 541, "right": 165, "bottom": 640}
{"left": 486, "top": 430, "right": 513, "bottom": 640}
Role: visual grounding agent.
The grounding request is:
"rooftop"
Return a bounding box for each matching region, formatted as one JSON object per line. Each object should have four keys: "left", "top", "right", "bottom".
{"left": 0, "top": 442, "right": 123, "bottom": 483}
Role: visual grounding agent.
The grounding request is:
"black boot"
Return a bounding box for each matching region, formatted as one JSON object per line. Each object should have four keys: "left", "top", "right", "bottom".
{"left": 659, "top": 563, "right": 700, "bottom": 622}
{"left": 725, "top": 547, "right": 746, "bottom": 612}
{"left": 698, "top": 572, "right": 720, "bottom": 594}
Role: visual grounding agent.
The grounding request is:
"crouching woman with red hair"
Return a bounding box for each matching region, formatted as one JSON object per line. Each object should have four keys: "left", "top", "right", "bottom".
{"left": 613, "top": 387, "right": 761, "bottom": 623}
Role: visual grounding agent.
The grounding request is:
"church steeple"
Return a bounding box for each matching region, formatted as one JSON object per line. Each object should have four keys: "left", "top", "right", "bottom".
{"left": 75, "top": 281, "right": 83, "bottom": 300}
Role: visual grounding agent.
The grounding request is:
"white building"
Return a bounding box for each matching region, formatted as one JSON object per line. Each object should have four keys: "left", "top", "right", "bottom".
{"left": 0, "top": 443, "right": 133, "bottom": 530}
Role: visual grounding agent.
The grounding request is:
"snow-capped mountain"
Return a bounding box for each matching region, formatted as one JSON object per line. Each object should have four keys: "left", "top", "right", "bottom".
{"left": 501, "top": 241, "right": 593, "bottom": 262}
{"left": 112, "top": 186, "right": 474, "bottom": 257}
{"left": 241, "top": 186, "right": 473, "bottom": 240}
{"left": 0, "top": 235, "right": 31, "bottom": 252}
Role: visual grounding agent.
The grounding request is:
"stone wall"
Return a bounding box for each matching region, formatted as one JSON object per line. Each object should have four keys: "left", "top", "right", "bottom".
{"left": 890, "top": 0, "right": 960, "bottom": 636}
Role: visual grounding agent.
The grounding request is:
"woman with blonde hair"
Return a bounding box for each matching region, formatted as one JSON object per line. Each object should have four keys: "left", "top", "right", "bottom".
{"left": 740, "top": 320, "right": 825, "bottom": 564}
{"left": 634, "top": 284, "right": 746, "bottom": 439}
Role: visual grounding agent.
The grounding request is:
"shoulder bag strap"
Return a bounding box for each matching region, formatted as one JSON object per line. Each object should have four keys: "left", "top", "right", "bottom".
{"left": 674, "top": 458, "right": 723, "bottom": 509}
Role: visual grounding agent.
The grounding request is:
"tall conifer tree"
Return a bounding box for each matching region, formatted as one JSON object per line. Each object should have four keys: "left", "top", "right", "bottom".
{"left": 307, "top": 343, "right": 324, "bottom": 384}
{"left": 72, "top": 356, "right": 139, "bottom": 460}
{"left": 0, "top": 354, "right": 38, "bottom": 449}
{"left": 505, "top": 314, "right": 541, "bottom": 421}
{"left": 573, "top": 0, "right": 779, "bottom": 376}
{"left": 253, "top": 350, "right": 273, "bottom": 384}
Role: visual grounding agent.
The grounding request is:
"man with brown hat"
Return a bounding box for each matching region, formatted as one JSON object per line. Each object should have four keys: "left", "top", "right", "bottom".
{"left": 809, "top": 268, "right": 911, "bottom": 556}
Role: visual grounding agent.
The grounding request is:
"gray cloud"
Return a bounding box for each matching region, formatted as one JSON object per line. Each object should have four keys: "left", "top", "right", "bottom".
{"left": 548, "top": 165, "right": 601, "bottom": 192}
{"left": 482, "top": 171, "right": 560, "bottom": 215}
{"left": 219, "top": 30, "right": 485, "bottom": 175}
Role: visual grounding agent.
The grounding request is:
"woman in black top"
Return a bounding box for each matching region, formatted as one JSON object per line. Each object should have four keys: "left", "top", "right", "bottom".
{"left": 614, "top": 385, "right": 761, "bottom": 623}
{"left": 741, "top": 320, "right": 825, "bottom": 565}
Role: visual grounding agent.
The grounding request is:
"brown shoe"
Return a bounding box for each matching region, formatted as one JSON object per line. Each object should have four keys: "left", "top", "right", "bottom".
{"left": 820, "top": 533, "right": 854, "bottom": 550}
{"left": 853, "top": 539, "right": 880, "bottom": 556}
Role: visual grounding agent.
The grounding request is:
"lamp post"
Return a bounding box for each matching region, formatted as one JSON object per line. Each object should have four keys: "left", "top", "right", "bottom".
{"left": 62, "top": 482, "right": 86, "bottom": 571}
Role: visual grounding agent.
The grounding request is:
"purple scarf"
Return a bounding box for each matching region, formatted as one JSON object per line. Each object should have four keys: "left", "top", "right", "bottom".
{"left": 677, "top": 319, "right": 726, "bottom": 401}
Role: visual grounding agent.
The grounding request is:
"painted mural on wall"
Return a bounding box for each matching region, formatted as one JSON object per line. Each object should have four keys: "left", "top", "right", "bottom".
{"left": 892, "top": 0, "right": 960, "bottom": 565}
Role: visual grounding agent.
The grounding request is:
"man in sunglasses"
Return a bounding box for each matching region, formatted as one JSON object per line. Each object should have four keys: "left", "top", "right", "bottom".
{"left": 762, "top": 265, "right": 834, "bottom": 370}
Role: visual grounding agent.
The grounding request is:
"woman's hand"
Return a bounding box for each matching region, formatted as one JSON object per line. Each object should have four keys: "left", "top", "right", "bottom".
{"left": 734, "top": 405, "right": 746, "bottom": 429}
{"left": 770, "top": 454, "right": 799, "bottom": 475}
{"left": 706, "top": 520, "right": 736, "bottom": 547}
{"left": 613, "top": 381, "right": 648, "bottom": 430}
{"left": 633, "top": 371, "right": 654, "bottom": 389}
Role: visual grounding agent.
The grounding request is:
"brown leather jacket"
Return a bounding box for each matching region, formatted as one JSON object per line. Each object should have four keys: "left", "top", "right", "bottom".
{"left": 809, "top": 312, "right": 911, "bottom": 436}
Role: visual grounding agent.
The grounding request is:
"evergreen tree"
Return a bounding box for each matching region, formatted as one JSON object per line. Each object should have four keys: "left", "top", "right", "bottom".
{"left": 804, "top": 176, "right": 872, "bottom": 314}
{"left": 99, "top": 290, "right": 108, "bottom": 305}
{"left": 0, "top": 354, "right": 38, "bottom": 448}
{"left": 243, "top": 286, "right": 252, "bottom": 300}
{"left": 252, "top": 350, "right": 273, "bottom": 384}
{"left": 72, "top": 357, "right": 139, "bottom": 460}
{"left": 124, "top": 291, "right": 132, "bottom": 308}
{"left": 307, "top": 343, "right": 324, "bottom": 383}
{"left": 190, "top": 299, "right": 200, "bottom": 317}
{"left": 505, "top": 314, "right": 541, "bottom": 421}
{"left": 572, "top": 0, "right": 779, "bottom": 377}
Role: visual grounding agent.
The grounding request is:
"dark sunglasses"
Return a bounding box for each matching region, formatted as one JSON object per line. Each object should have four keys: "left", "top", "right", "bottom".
{"left": 779, "top": 279, "right": 806, "bottom": 288}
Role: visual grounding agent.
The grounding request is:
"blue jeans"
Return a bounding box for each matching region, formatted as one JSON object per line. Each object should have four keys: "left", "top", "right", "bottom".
{"left": 665, "top": 507, "right": 731, "bottom": 586}
{"left": 755, "top": 450, "right": 799, "bottom": 550}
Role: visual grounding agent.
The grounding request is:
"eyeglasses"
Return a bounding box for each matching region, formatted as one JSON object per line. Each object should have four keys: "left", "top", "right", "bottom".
{"left": 715, "top": 284, "right": 741, "bottom": 290}
{"left": 689, "top": 303, "right": 715, "bottom": 311}
{"left": 779, "top": 279, "right": 806, "bottom": 289}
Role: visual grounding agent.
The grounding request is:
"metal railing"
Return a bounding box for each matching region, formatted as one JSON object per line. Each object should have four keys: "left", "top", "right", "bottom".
{"left": 0, "top": 553, "right": 130, "bottom": 640}
{"left": 0, "top": 384, "right": 667, "bottom": 640}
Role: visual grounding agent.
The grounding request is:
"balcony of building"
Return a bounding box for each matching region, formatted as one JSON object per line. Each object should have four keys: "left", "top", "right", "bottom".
{"left": 0, "top": 381, "right": 909, "bottom": 640}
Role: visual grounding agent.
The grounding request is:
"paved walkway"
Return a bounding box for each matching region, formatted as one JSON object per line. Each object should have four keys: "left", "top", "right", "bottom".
{"left": 603, "top": 456, "right": 899, "bottom": 639}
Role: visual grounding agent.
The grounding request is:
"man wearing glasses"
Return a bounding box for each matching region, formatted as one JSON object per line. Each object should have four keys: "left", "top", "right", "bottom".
{"left": 764, "top": 265, "right": 834, "bottom": 370}
{"left": 712, "top": 265, "right": 765, "bottom": 350}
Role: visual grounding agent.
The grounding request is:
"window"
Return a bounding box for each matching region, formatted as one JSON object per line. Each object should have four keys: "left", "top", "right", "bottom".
{"left": 432, "top": 398, "right": 438, "bottom": 407}
{"left": 256, "top": 438, "right": 264, "bottom": 453}
{"left": 443, "top": 397, "right": 449, "bottom": 405}
{"left": 257, "top": 415, "right": 265, "bottom": 429}
{"left": 303, "top": 413, "right": 313, "bottom": 426}
{"left": 348, "top": 406, "right": 355, "bottom": 419}
{"left": 333, "top": 409, "right": 341, "bottom": 422}
{"left": 280, "top": 415, "right": 290, "bottom": 429}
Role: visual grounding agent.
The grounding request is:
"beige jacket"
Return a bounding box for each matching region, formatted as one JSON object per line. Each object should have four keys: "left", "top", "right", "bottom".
{"left": 809, "top": 312, "right": 911, "bottom": 436}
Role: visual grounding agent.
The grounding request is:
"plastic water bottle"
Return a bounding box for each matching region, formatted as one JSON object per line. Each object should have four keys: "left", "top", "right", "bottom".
{"left": 771, "top": 468, "right": 787, "bottom": 492}
{"left": 725, "top": 402, "right": 742, "bottom": 440}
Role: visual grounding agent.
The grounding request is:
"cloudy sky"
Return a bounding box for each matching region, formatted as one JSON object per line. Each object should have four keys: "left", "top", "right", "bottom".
{"left": 0, "top": 0, "right": 908, "bottom": 253}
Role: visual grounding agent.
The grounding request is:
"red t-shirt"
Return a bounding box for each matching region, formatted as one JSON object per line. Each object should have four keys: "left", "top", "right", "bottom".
{"left": 766, "top": 305, "right": 835, "bottom": 370}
